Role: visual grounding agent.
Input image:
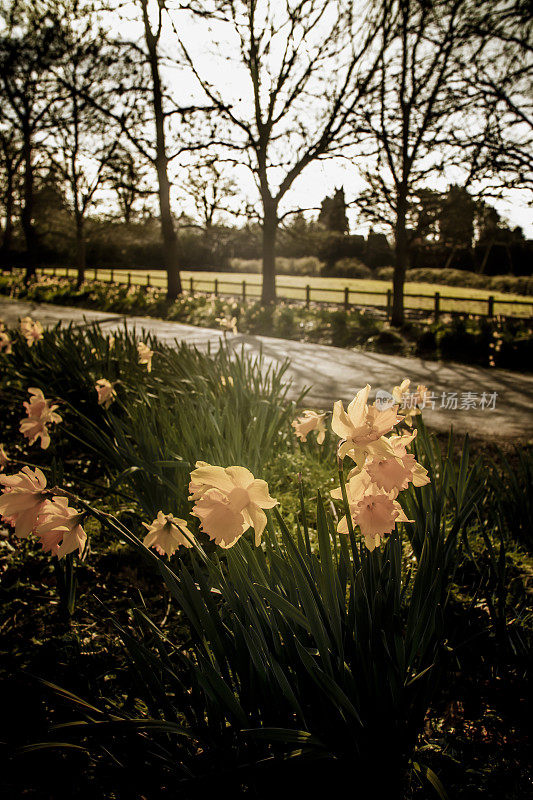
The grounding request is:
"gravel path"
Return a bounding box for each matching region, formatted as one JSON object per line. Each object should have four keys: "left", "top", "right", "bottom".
{"left": 2, "top": 298, "right": 532, "bottom": 441}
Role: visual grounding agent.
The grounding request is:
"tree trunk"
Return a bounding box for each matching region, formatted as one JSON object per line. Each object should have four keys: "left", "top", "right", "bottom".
{"left": 142, "top": 1, "right": 182, "bottom": 301}
{"left": 478, "top": 240, "right": 493, "bottom": 274}
{"left": 391, "top": 197, "right": 408, "bottom": 327}
{"left": 21, "top": 132, "right": 37, "bottom": 283}
{"left": 261, "top": 205, "right": 278, "bottom": 304}
{"left": 75, "top": 216, "right": 86, "bottom": 287}
{"left": 443, "top": 243, "right": 457, "bottom": 270}
{"left": 123, "top": 199, "right": 131, "bottom": 225}
{"left": 0, "top": 167, "right": 14, "bottom": 269}
{"left": 156, "top": 154, "right": 181, "bottom": 300}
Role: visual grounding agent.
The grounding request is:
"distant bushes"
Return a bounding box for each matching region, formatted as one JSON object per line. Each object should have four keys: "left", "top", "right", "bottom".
{"left": 488, "top": 275, "right": 533, "bottom": 295}
{"left": 315, "top": 231, "right": 392, "bottom": 269}
{"left": 375, "top": 267, "right": 533, "bottom": 296}
{"left": 85, "top": 221, "right": 232, "bottom": 271}
{"left": 321, "top": 257, "right": 373, "bottom": 279}
{"left": 229, "top": 256, "right": 322, "bottom": 276}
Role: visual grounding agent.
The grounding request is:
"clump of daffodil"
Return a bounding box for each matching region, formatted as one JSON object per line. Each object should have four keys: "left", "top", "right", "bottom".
{"left": 331, "top": 382, "right": 430, "bottom": 551}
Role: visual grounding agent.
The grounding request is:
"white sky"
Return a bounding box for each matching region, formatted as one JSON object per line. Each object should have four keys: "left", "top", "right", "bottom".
{"left": 112, "top": 1, "right": 532, "bottom": 238}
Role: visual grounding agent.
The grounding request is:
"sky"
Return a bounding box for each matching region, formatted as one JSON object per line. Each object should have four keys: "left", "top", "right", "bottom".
{"left": 112, "top": 1, "right": 532, "bottom": 238}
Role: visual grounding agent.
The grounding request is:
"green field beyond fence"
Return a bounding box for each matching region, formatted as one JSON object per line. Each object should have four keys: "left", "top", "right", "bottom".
{"left": 40, "top": 267, "right": 533, "bottom": 320}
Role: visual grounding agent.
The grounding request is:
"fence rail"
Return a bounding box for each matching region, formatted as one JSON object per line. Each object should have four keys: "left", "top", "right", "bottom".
{"left": 37, "top": 266, "right": 533, "bottom": 321}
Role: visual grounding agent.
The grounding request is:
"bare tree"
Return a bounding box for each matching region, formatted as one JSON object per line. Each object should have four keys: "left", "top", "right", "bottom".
{"left": 179, "top": 159, "right": 238, "bottom": 229}
{"left": 48, "top": 11, "right": 124, "bottom": 285}
{"left": 179, "top": 0, "right": 389, "bottom": 303}
{"left": 101, "top": 0, "right": 213, "bottom": 298}
{"left": 459, "top": 0, "right": 533, "bottom": 196}
{"left": 48, "top": 0, "right": 191, "bottom": 297}
{"left": 354, "top": 0, "right": 476, "bottom": 326}
{"left": 354, "top": 0, "right": 532, "bottom": 325}
{"left": 105, "top": 147, "right": 154, "bottom": 224}
{"left": 135, "top": 0, "right": 184, "bottom": 298}
{"left": 0, "top": 0, "right": 63, "bottom": 280}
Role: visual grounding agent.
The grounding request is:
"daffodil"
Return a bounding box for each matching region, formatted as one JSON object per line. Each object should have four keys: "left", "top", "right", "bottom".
{"left": 95, "top": 378, "right": 116, "bottom": 408}
{"left": 19, "top": 388, "right": 62, "bottom": 449}
{"left": 137, "top": 341, "right": 154, "bottom": 371}
{"left": 392, "top": 378, "right": 411, "bottom": 405}
{"left": 292, "top": 410, "right": 327, "bottom": 444}
{"left": 19, "top": 317, "right": 43, "bottom": 347}
{"left": 0, "top": 466, "right": 48, "bottom": 538}
{"left": 392, "top": 379, "right": 429, "bottom": 427}
{"left": 366, "top": 451, "right": 429, "bottom": 493}
{"left": 0, "top": 330, "right": 12, "bottom": 354}
{"left": 189, "top": 462, "right": 277, "bottom": 548}
{"left": 143, "top": 511, "right": 195, "bottom": 556}
{"left": 332, "top": 385, "right": 402, "bottom": 459}
{"left": 36, "top": 496, "right": 87, "bottom": 558}
{"left": 216, "top": 316, "right": 238, "bottom": 334}
{"left": 331, "top": 469, "right": 411, "bottom": 551}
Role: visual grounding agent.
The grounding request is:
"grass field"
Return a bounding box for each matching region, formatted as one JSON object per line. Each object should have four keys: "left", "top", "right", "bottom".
{"left": 41, "top": 266, "right": 533, "bottom": 318}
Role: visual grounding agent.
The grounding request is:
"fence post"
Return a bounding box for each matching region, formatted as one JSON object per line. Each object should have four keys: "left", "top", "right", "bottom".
{"left": 66, "top": 266, "right": 69, "bottom": 278}
{"left": 52, "top": 266, "right": 56, "bottom": 277}
{"left": 242, "top": 280, "right": 246, "bottom": 303}
{"left": 110, "top": 268, "right": 114, "bottom": 283}
{"left": 386, "top": 288, "right": 392, "bottom": 320}
{"left": 434, "top": 291, "right": 440, "bottom": 321}
{"left": 488, "top": 295, "right": 495, "bottom": 318}
{"left": 344, "top": 286, "right": 349, "bottom": 311}
{"left": 305, "top": 284, "right": 311, "bottom": 308}
{"left": 214, "top": 278, "right": 219, "bottom": 297}
{"left": 94, "top": 268, "right": 98, "bottom": 281}
{"left": 146, "top": 273, "right": 151, "bottom": 287}
{"left": 127, "top": 272, "right": 131, "bottom": 288}
{"left": 190, "top": 276, "right": 194, "bottom": 294}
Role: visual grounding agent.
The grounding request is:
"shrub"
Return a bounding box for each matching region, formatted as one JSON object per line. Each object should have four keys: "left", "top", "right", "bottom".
{"left": 376, "top": 266, "right": 394, "bottom": 280}
{"left": 228, "top": 257, "right": 322, "bottom": 276}
{"left": 241, "top": 301, "right": 275, "bottom": 334}
{"left": 320, "top": 257, "right": 372, "bottom": 279}
{"left": 436, "top": 318, "right": 487, "bottom": 363}
{"left": 414, "top": 328, "right": 437, "bottom": 357}
{"left": 374, "top": 267, "right": 533, "bottom": 296}
{"left": 366, "top": 328, "right": 408, "bottom": 356}
{"left": 407, "top": 267, "right": 489, "bottom": 288}
{"left": 489, "top": 275, "right": 533, "bottom": 295}
{"left": 275, "top": 303, "right": 298, "bottom": 337}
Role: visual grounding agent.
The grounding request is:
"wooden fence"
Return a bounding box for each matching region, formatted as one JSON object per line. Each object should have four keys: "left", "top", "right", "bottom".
{"left": 39, "top": 266, "right": 533, "bottom": 321}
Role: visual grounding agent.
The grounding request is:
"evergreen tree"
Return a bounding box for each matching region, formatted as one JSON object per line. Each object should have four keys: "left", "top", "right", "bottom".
{"left": 319, "top": 188, "right": 349, "bottom": 234}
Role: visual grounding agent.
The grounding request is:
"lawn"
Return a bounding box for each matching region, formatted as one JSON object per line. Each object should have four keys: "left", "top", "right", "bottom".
{"left": 41, "top": 267, "right": 533, "bottom": 318}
